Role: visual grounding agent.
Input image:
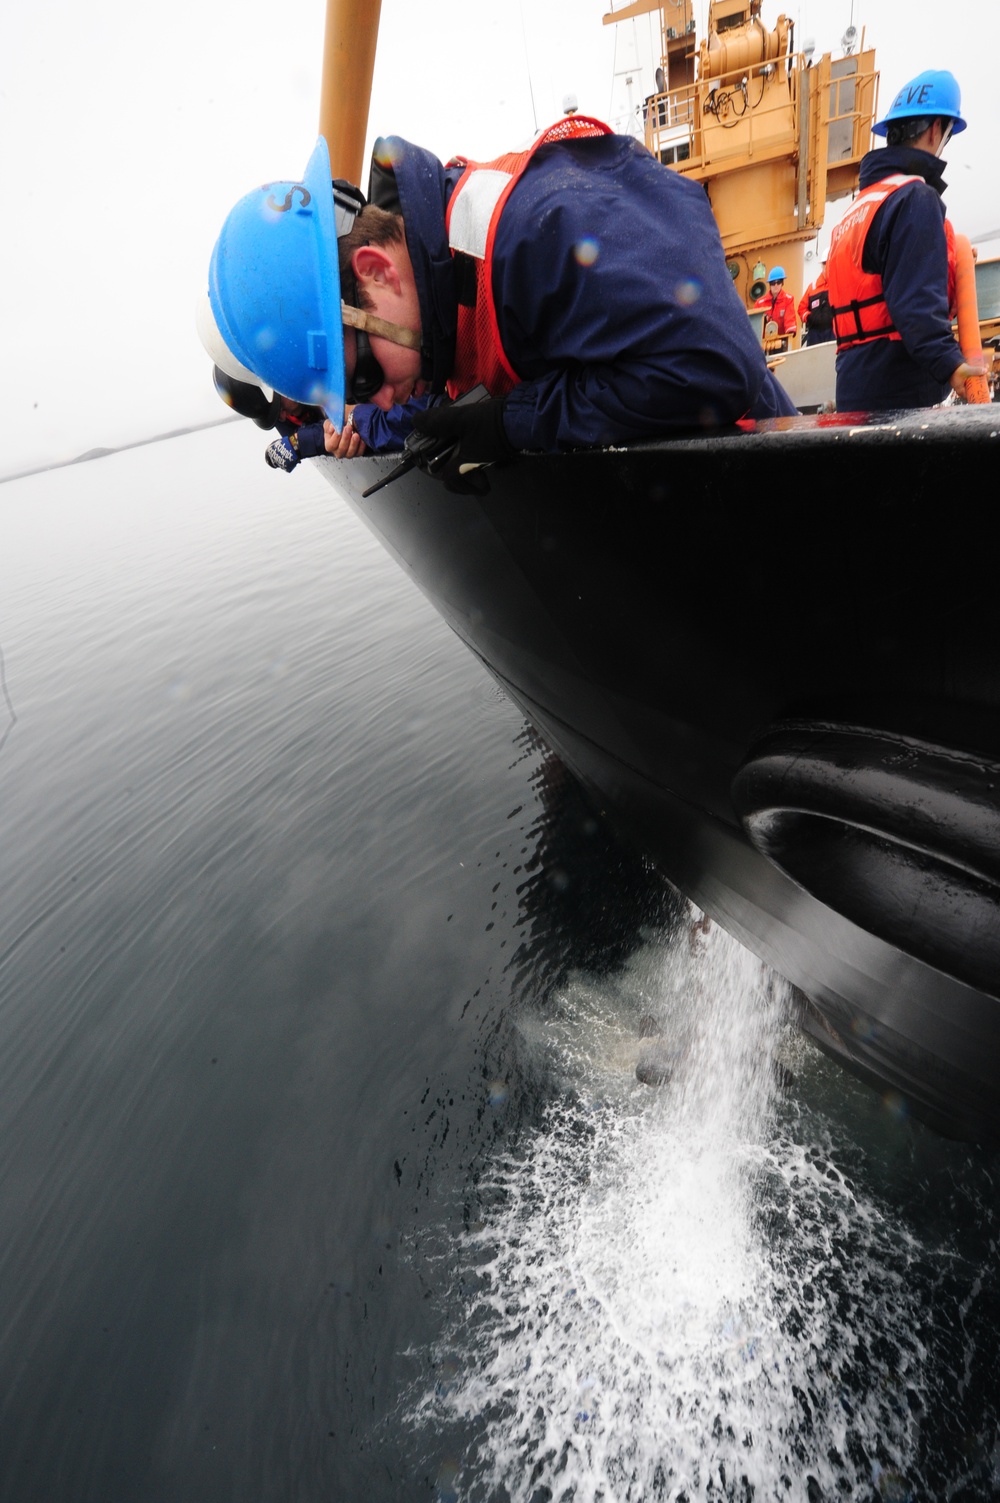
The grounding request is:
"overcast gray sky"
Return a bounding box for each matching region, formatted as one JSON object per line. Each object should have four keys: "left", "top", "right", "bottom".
{"left": 1, "top": 0, "right": 997, "bottom": 476}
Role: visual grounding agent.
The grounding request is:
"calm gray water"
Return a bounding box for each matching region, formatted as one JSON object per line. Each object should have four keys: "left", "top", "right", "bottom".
{"left": 1, "top": 425, "right": 998, "bottom": 1502}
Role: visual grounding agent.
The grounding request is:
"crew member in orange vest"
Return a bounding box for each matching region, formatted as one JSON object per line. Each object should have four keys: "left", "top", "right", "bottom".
{"left": 205, "top": 121, "right": 797, "bottom": 487}
{"left": 754, "top": 268, "right": 797, "bottom": 351}
{"left": 797, "top": 263, "right": 834, "bottom": 346}
{"left": 826, "top": 69, "right": 986, "bottom": 412}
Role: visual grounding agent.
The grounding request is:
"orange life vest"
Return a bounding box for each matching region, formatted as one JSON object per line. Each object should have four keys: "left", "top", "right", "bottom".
{"left": 444, "top": 116, "right": 614, "bottom": 400}
{"left": 828, "top": 174, "right": 958, "bottom": 348}
{"left": 798, "top": 271, "right": 829, "bottom": 323}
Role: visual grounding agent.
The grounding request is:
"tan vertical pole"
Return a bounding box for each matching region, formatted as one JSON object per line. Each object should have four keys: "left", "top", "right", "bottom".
{"left": 319, "top": 0, "right": 383, "bottom": 184}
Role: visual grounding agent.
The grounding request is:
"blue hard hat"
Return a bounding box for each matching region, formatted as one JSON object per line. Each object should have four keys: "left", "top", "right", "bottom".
{"left": 768, "top": 266, "right": 786, "bottom": 282}
{"left": 873, "top": 69, "right": 967, "bottom": 137}
{"left": 209, "top": 136, "right": 346, "bottom": 424}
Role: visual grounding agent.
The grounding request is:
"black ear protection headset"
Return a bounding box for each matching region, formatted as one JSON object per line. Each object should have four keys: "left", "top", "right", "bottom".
{"left": 333, "top": 179, "right": 385, "bottom": 403}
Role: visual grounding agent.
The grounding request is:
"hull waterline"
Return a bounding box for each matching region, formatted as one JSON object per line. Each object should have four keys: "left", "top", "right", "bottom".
{"left": 320, "top": 405, "right": 1000, "bottom": 1140}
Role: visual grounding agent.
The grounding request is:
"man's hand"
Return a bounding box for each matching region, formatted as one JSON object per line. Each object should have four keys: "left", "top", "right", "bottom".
{"left": 410, "top": 395, "right": 516, "bottom": 494}
{"left": 323, "top": 413, "right": 367, "bottom": 459}
{"left": 949, "top": 353, "right": 993, "bottom": 400}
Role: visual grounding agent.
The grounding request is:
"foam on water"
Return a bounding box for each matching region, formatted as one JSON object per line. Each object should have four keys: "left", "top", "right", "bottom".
{"left": 409, "top": 914, "right": 945, "bottom": 1501}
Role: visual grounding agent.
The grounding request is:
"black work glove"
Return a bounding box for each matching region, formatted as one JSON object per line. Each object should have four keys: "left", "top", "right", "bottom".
{"left": 264, "top": 421, "right": 327, "bottom": 472}
{"left": 410, "top": 395, "right": 516, "bottom": 495}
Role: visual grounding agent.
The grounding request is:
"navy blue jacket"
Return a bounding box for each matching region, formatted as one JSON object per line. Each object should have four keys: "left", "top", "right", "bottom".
{"left": 349, "top": 392, "right": 436, "bottom": 450}
{"left": 372, "top": 132, "right": 795, "bottom": 452}
{"left": 835, "top": 145, "right": 962, "bottom": 412}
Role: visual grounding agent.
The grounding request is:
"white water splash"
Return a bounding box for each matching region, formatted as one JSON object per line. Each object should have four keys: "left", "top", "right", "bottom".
{"left": 412, "top": 915, "right": 935, "bottom": 1501}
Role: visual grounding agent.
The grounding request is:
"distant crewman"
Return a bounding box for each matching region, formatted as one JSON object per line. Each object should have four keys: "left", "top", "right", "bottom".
{"left": 798, "top": 262, "right": 834, "bottom": 347}
{"left": 754, "top": 267, "right": 798, "bottom": 350}
{"left": 827, "top": 69, "right": 987, "bottom": 411}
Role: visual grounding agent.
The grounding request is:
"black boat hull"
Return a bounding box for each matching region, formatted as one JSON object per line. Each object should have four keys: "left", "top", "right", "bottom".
{"left": 321, "top": 406, "right": 1000, "bottom": 1140}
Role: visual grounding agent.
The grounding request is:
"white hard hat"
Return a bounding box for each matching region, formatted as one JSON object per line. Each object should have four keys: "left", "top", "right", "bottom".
{"left": 195, "top": 290, "right": 273, "bottom": 400}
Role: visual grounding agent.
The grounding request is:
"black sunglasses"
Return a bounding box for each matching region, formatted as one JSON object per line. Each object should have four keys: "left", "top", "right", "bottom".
{"left": 347, "top": 324, "right": 384, "bottom": 403}
{"left": 340, "top": 265, "right": 423, "bottom": 406}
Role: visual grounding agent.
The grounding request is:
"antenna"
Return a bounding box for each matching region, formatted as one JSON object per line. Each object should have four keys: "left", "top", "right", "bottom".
{"left": 841, "top": 0, "right": 856, "bottom": 55}
{"left": 613, "top": 67, "right": 645, "bottom": 139}
{"left": 518, "top": 0, "right": 539, "bottom": 134}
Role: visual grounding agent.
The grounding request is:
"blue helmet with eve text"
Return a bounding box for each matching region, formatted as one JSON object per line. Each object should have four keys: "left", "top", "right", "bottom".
{"left": 208, "top": 136, "right": 357, "bottom": 425}
{"left": 873, "top": 70, "right": 967, "bottom": 137}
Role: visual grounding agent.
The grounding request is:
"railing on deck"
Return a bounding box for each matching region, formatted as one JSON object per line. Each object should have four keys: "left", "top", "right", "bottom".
{"left": 642, "top": 49, "right": 877, "bottom": 180}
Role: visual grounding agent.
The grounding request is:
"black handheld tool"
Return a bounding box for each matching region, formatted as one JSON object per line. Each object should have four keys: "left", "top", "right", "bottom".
{"left": 360, "top": 385, "right": 491, "bottom": 498}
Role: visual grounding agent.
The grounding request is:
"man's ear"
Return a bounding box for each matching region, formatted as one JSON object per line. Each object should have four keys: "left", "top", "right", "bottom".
{"left": 351, "top": 245, "right": 401, "bottom": 297}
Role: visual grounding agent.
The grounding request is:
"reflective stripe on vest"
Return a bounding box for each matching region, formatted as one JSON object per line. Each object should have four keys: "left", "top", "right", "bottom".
{"left": 444, "top": 116, "right": 614, "bottom": 400}
{"left": 827, "top": 174, "right": 956, "bottom": 350}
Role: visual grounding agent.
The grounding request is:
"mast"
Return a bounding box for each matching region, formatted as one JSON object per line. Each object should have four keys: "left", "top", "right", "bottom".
{"left": 319, "top": 0, "right": 383, "bottom": 183}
